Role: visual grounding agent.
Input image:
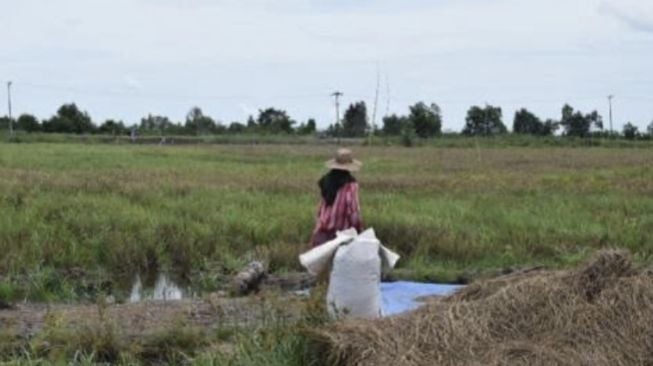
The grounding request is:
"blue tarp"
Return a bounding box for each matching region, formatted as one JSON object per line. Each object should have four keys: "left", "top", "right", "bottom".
{"left": 381, "top": 281, "right": 464, "bottom": 316}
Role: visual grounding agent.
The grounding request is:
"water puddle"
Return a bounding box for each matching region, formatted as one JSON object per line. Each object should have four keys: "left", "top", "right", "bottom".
{"left": 129, "top": 273, "right": 185, "bottom": 303}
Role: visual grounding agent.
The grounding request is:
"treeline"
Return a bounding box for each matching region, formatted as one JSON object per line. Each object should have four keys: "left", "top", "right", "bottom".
{"left": 2, "top": 101, "right": 653, "bottom": 140}
{"left": 0, "top": 105, "right": 317, "bottom": 137}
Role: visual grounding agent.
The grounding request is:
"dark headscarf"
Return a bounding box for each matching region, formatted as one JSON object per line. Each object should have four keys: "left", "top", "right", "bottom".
{"left": 318, "top": 169, "right": 356, "bottom": 206}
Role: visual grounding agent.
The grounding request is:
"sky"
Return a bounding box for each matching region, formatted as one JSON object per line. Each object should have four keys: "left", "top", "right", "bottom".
{"left": 2, "top": 0, "right": 653, "bottom": 131}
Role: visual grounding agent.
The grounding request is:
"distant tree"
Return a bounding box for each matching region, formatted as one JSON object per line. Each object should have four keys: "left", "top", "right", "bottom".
{"left": 648, "top": 120, "right": 653, "bottom": 136}
{"left": 214, "top": 123, "right": 227, "bottom": 134}
{"left": 98, "top": 119, "right": 127, "bottom": 135}
{"left": 592, "top": 111, "right": 604, "bottom": 131}
{"left": 256, "top": 108, "right": 295, "bottom": 134}
{"left": 16, "top": 114, "right": 40, "bottom": 132}
{"left": 342, "top": 101, "right": 368, "bottom": 137}
{"left": 139, "top": 114, "right": 174, "bottom": 136}
{"left": 622, "top": 122, "right": 639, "bottom": 140}
{"left": 59, "top": 104, "right": 94, "bottom": 133}
{"left": 228, "top": 122, "right": 246, "bottom": 133}
{"left": 184, "top": 106, "right": 216, "bottom": 135}
{"left": 462, "top": 105, "right": 506, "bottom": 136}
{"left": 542, "top": 119, "right": 560, "bottom": 136}
{"left": 296, "top": 122, "right": 306, "bottom": 134}
{"left": 307, "top": 118, "right": 317, "bottom": 133}
{"left": 325, "top": 123, "right": 337, "bottom": 137}
{"left": 513, "top": 108, "right": 551, "bottom": 135}
{"left": 297, "top": 118, "right": 317, "bottom": 135}
{"left": 401, "top": 120, "right": 417, "bottom": 147}
{"left": 560, "top": 104, "right": 603, "bottom": 137}
{"left": 408, "top": 102, "right": 442, "bottom": 138}
{"left": 382, "top": 114, "right": 409, "bottom": 136}
{"left": 246, "top": 116, "right": 257, "bottom": 131}
{"left": 42, "top": 115, "right": 72, "bottom": 133}
{"left": 42, "top": 103, "right": 95, "bottom": 134}
{"left": 0, "top": 116, "right": 9, "bottom": 130}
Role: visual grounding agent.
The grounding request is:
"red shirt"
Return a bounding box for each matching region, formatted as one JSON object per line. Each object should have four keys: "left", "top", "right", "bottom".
{"left": 311, "top": 182, "right": 363, "bottom": 247}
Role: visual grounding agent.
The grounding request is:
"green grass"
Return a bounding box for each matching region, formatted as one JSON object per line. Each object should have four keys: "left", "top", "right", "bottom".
{"left": 1, "top": 143, "right": 653, "bottom": 300}
{"left": 0, "top": 291, "right": 326, "bottom": 366}
{"left": 1, "top": 141, "right": 653, "bottom": 364}
{"left": 0, "top": 321, "right": 320, "bottom": 366}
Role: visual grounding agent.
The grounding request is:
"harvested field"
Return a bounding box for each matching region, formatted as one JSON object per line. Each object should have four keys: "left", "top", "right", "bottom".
{"left": 313, "top": 250, "right": 653, "bottom": 366}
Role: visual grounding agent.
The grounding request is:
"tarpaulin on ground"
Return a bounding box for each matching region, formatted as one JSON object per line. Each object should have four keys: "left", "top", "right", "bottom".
{"left": 381, "top": 281, "right": 463, "bottom": 316}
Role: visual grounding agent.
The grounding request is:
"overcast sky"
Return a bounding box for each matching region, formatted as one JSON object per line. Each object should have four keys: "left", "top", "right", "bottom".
{"left": 2, "top": 0, "right": 652, "bottom": 131}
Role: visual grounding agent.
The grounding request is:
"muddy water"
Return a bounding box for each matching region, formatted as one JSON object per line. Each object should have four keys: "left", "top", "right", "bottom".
{"left": 129, "top": 273, "right": 185, "bottom": 302}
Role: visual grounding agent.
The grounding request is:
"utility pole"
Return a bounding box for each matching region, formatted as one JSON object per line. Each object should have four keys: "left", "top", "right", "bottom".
{"left": 607, "top": 95, "right": 614, "bottom": 137}
{"left": 331, "top": 91, "right": 343, "bottom": 143}
{"left": 7, "top": 81, "right": 13, "bottom": 138}
{"left": 370, "top": 68, "right": 380, "bottom": 146}
{"left": 385, "top": 74, "right": 391, "bottom": 118}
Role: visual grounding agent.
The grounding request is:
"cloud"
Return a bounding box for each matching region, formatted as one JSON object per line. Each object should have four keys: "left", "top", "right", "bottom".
{"left": 599, "top": 1, "right": 653, "bottom": 34}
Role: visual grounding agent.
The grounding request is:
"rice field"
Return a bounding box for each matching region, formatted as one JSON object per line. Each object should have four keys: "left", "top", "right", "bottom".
{"left": 1, "top": 142, "right": 652, "bottom": 298}
{"left": 1, "top": 141, "right": 653, "bottom": 364}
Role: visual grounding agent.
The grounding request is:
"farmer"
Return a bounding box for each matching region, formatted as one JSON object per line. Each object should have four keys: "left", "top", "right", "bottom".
{"left": 310, "top": 148, "right": 363, "bottom": 247}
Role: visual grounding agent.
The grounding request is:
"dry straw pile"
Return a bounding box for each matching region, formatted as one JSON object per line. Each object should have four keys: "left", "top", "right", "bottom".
{"left": 311, "top": 250, "right": 653, "bottom": 366}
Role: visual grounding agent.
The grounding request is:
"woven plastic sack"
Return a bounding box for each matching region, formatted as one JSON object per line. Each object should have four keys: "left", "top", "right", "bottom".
{"left": 299, "top": 228, "right": 399, "bottom": 320}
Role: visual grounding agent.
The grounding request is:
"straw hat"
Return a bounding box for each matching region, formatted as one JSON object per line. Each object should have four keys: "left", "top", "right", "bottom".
{"left": 325, "top": 148, "right": 362, "bottom": 172}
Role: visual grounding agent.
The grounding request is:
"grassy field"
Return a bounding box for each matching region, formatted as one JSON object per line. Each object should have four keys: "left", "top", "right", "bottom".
{"left": 1, "top": 142, "right": 653, "bottom": 301}
{"left": 1, "top": 141, "right": 653, "bottom": 364}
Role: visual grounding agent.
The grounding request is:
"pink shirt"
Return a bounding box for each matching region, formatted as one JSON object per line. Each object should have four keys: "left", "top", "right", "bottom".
{"left": 311, "top": 182, "right": 362, "bottom": 247}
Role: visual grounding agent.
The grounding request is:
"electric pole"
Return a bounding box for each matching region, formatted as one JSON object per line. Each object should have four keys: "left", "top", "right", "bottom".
{"left": 370, "top": 68, "right": 380, "bottom": 146}
{"left": 7, "top": 81, "right": 13, "bottom": 138}
{"left": 331, "top": 91, "right": 343, "bottom": 143}
{"left": 607, "top": 95, "right": 614, "bottom": 137}
{"left": 385, "top": 74, "right": 391, "bottom": 118}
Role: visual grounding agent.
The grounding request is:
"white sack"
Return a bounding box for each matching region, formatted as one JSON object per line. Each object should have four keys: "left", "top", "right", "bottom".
{"left": 298, "top": 228, "right": 358, "bottom": 276}
{"left": 298, "top": 228, "right": 400, "bottom": 320}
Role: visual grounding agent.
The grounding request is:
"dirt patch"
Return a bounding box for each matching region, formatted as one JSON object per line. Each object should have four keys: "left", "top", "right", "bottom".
{"left": 0, "top": 292, "right": 305, "bottom": 343}
{"left": 0, "top": 271, "right": 316, "bottom": 346}
{"left": 312, "top": 250, "right": 653, "bottom": 366}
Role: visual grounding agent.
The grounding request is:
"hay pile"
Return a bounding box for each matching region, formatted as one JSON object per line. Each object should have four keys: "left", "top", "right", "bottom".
{"left": 312, "top": 250, "right": 653, "bottom": 366}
